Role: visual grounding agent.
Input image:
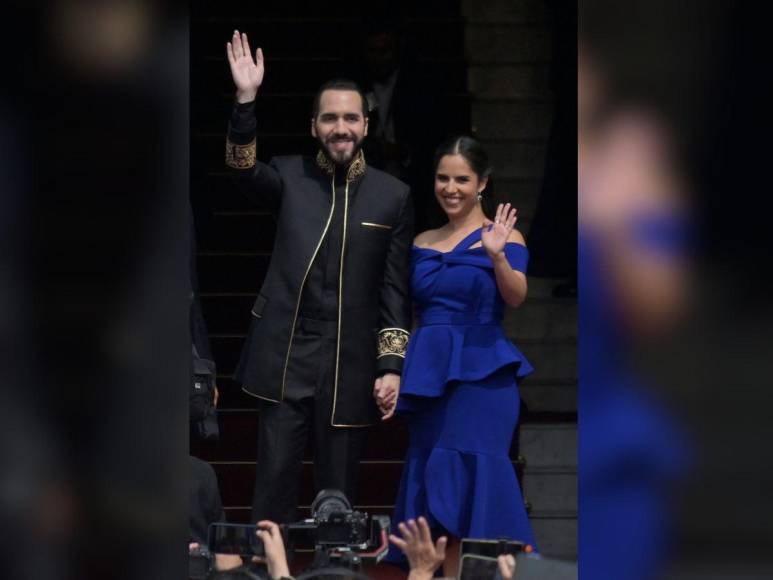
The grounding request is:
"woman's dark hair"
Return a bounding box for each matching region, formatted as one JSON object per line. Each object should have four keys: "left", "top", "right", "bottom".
{"left": 433, "top": 135, "right": 496, "bottom": 218}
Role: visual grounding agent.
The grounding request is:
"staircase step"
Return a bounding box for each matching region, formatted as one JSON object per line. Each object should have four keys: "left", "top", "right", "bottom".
{"left": 519, "top": 382, "right": 576, "bottom": 414}
{"left": 522, "top": 470, "right": 577, "bottom": 514}
{"left": 192, "top": 409, "right": 411, "bottom": 463}
{"left": 198, "top": 212, "right": 276, "bottom": 253}
{"left": 193, "top": 93, "right": 472, "bottom": 135}
{"left": 212, "top": 461, "right": 405, "bottom": 507}
{"left": 462, "top": 0, "right": 550, "bottom": 24}
{"left": 483, "top": 139, "right": 549, "bottom": 181}
{"left": 518, "top": 423, "right": 577, "bottom": 469}
{"left": 472, "top": 101, "right": 554, "bottom": 141}
{"left": 520, "top": 277, "right": 574, "bottom": 298}
{"left": 488, "top": 178, "right": 541, "bottom": 216}
{"left": 515, "top": 340, "right": 576, "bottom": 383}
{"left": 465, "top": 24, "right": 552, "bottom": 64}
{"left": 193, "top": 57, "right": 469, "bottom": 96}
{"left": 194, "top": 1, "right": 467, "bottom": 21}
{"left": 503, "top": 300, "right": 577, "bottom": 341}
{"left": 468, "top": 64, "right": 552, "bottom": 99}
{"left": 530, "top": 516, "right": 576, "bottom": 560}
{"left": 193, "top": 19, "right": 467, "bottom": 60}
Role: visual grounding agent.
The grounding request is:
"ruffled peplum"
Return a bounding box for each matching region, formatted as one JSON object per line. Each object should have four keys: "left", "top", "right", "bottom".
{"left": 397, "top": 322, "right": 534, "bottom": 409}
{"left": 398, "top": 446, "right": 536, "bottom": 543}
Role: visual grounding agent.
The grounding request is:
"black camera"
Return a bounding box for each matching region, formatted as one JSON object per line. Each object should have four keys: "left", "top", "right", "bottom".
{"left": 285, "top": 489, "right": 390, "bottom": 572}
{"left": 311, "top": 489, "right": 369, "bottom": 547}
{"left": 202, "top": 490, "right": 389, "bottom": 576}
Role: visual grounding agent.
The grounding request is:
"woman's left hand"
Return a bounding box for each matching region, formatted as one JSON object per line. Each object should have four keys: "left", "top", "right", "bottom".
{"left": 482, "top": 203, "right": 517, "bottom": 259}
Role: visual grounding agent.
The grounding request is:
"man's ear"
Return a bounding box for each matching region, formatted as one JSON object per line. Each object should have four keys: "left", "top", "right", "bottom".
{"left": 363, "top": 116, "right": 369, "bottom": 137}
{"left": 310, "top": 117, "right": 317, "bottom": 138}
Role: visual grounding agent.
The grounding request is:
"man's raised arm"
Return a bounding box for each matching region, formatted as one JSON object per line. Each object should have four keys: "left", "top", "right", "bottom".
{"left": 224, "top": 30, "right": 282, "bottom": 208}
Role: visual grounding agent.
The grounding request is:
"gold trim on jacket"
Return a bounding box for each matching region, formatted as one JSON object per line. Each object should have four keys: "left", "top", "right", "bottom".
{"left": 377, "top": 328, "right": 410, "bottom": 359}
{"left": 280, "top": 172, "right": 337, "bottom": 402}
{"left": 315, "top": 149, "right": 366, "bottom": 181}
{"left": 281, "top": 150, "right": 371, "bottom": 427}
{"left": 226, "top": 138, "right": 257, "bottom": 169}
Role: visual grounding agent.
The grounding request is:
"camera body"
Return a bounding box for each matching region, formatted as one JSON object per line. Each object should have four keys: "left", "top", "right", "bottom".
{"left": 309, "top": 489, "right": 369, "bottom": 547}
{"left": 290, "top": 490, "right": 391, "bottom": 571}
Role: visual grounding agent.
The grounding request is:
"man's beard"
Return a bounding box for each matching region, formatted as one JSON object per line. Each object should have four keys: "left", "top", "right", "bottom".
{"left": 317, "top": 134, "right": 364, "bottom": 166}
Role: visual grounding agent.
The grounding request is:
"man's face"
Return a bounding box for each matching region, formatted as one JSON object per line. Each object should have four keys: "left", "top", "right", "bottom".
{"left": 311, "top": 89, "right": 368, "bottom": 165}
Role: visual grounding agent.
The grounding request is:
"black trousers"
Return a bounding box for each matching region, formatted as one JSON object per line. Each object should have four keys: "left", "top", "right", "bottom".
{"left": 251, "top": 318, "right": 368, "bottom": 524}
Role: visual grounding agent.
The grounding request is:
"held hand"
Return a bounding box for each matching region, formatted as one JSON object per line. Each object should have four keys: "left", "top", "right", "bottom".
{"left": 226, "top": 30, "right": 264, "bottom": 103}
{"left": 375, "top": 373, "right": 400, "bottom": 420}
{"left": 389, "top": 517, "right": 447, "bottom": 578}
{"left": 481, "top": 203, "right": 518, "bottom": 259}
{"left": 256, "top": 520, "right": 290, "bottom": 579}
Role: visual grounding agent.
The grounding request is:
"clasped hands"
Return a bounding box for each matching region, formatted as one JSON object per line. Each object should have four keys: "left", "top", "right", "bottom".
{"left": 373, "top": 372, "right": 400, "bottom": 421}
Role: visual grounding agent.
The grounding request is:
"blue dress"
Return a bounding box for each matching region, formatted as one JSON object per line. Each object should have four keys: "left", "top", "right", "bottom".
{"left": 389, "top": 227, "right": 538, "bottom": 559}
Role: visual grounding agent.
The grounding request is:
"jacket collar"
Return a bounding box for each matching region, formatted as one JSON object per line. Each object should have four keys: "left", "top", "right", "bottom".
{"left": 315, "top": 149, "right": 367, "bottom": 182}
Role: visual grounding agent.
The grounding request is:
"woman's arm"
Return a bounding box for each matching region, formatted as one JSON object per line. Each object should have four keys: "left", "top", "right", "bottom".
{"left": 482, "top": 204, "right": 528, "bottom": 307}
{"left": 491, "top": 233, "right": 528, "bottom": 307}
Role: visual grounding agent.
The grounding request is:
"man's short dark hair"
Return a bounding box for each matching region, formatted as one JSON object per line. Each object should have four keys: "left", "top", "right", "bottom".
{"left": 312, "top": 79, "right": 369, "bottom": 119}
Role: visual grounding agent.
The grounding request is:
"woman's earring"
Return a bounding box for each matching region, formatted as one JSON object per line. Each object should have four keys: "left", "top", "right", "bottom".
{"left": 477, "top": 192, "right": 483, "bottom": 202}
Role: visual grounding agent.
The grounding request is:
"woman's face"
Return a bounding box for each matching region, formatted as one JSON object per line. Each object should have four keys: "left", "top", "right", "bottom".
{"left": 434, "top": 154, "right": 487, "bottom": 219}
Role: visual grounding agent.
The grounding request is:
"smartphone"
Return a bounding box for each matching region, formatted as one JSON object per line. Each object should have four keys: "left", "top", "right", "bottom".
{"left": 460, "top": 537, "right": 526, "bottom": 559}
{"left": 514, "top": 554, "right": 577, "bottom": 580}
{"left": 207, "top": 523, "right": 264, "bottom": 557}
{"left": 459, "top": 553, "right": 499, "bottom": 580}
{"left": 460, "top": 552, "right": 578, "bottom": 580}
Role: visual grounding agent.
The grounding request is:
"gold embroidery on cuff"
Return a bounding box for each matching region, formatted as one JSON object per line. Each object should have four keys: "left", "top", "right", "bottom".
{"left": 361, "top": 222, "right": 392, "bottom": 230}
{"left": 226, "top": 138, "right": 257, "bottom": 169}
{"left": 377, "top": 327, "right": 410, "bottom": 359}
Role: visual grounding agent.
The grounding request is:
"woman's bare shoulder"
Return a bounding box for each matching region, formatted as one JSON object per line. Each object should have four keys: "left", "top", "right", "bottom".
{"left": 413, "top": 228, "right": 442, "bottom": 247}
{"left": 507, "top": 228, "right": 526, "bottom": 246}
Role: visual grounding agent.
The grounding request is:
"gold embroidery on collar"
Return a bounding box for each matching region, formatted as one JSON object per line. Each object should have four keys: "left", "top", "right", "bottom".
{"left": 226, "top": 138, "right": 256, "bottom": 169}
{"left": 315, "top": 149, "right": 367, "bottom": 181}
{"left": 377, "top": 328, "right": 410, "bottom": 359}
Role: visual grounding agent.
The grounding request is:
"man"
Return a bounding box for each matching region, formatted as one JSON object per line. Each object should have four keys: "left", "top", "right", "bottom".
{"left": 224, "top": 31, "right": 412, "bottom": 524}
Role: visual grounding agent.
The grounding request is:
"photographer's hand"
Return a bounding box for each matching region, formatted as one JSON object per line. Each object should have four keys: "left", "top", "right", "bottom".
{"left": 256, "top": 520, "right": 291, "bottom": 579}
{"left": 389, "top": 517, "right": 447, "bottom": 580}
{"left": 498, "top": 554, "right": 516, "bottom": 580}
{"left": 190, "top": 542, "right": 243, "bottom": 572}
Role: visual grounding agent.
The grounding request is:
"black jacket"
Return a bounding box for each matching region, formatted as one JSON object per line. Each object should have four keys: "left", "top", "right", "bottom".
{"left": 226, "top": 122, "right": 413, "bottom": 426}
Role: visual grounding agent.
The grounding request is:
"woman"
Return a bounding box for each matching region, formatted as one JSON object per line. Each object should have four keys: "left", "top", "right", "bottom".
{"left": 380, "top": 136, "right": 537, "bottom": 576}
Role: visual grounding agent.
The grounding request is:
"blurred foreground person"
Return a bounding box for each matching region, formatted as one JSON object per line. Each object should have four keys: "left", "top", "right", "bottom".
{"left": 578, "top": 40, "right": 693, "bottom": 580}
